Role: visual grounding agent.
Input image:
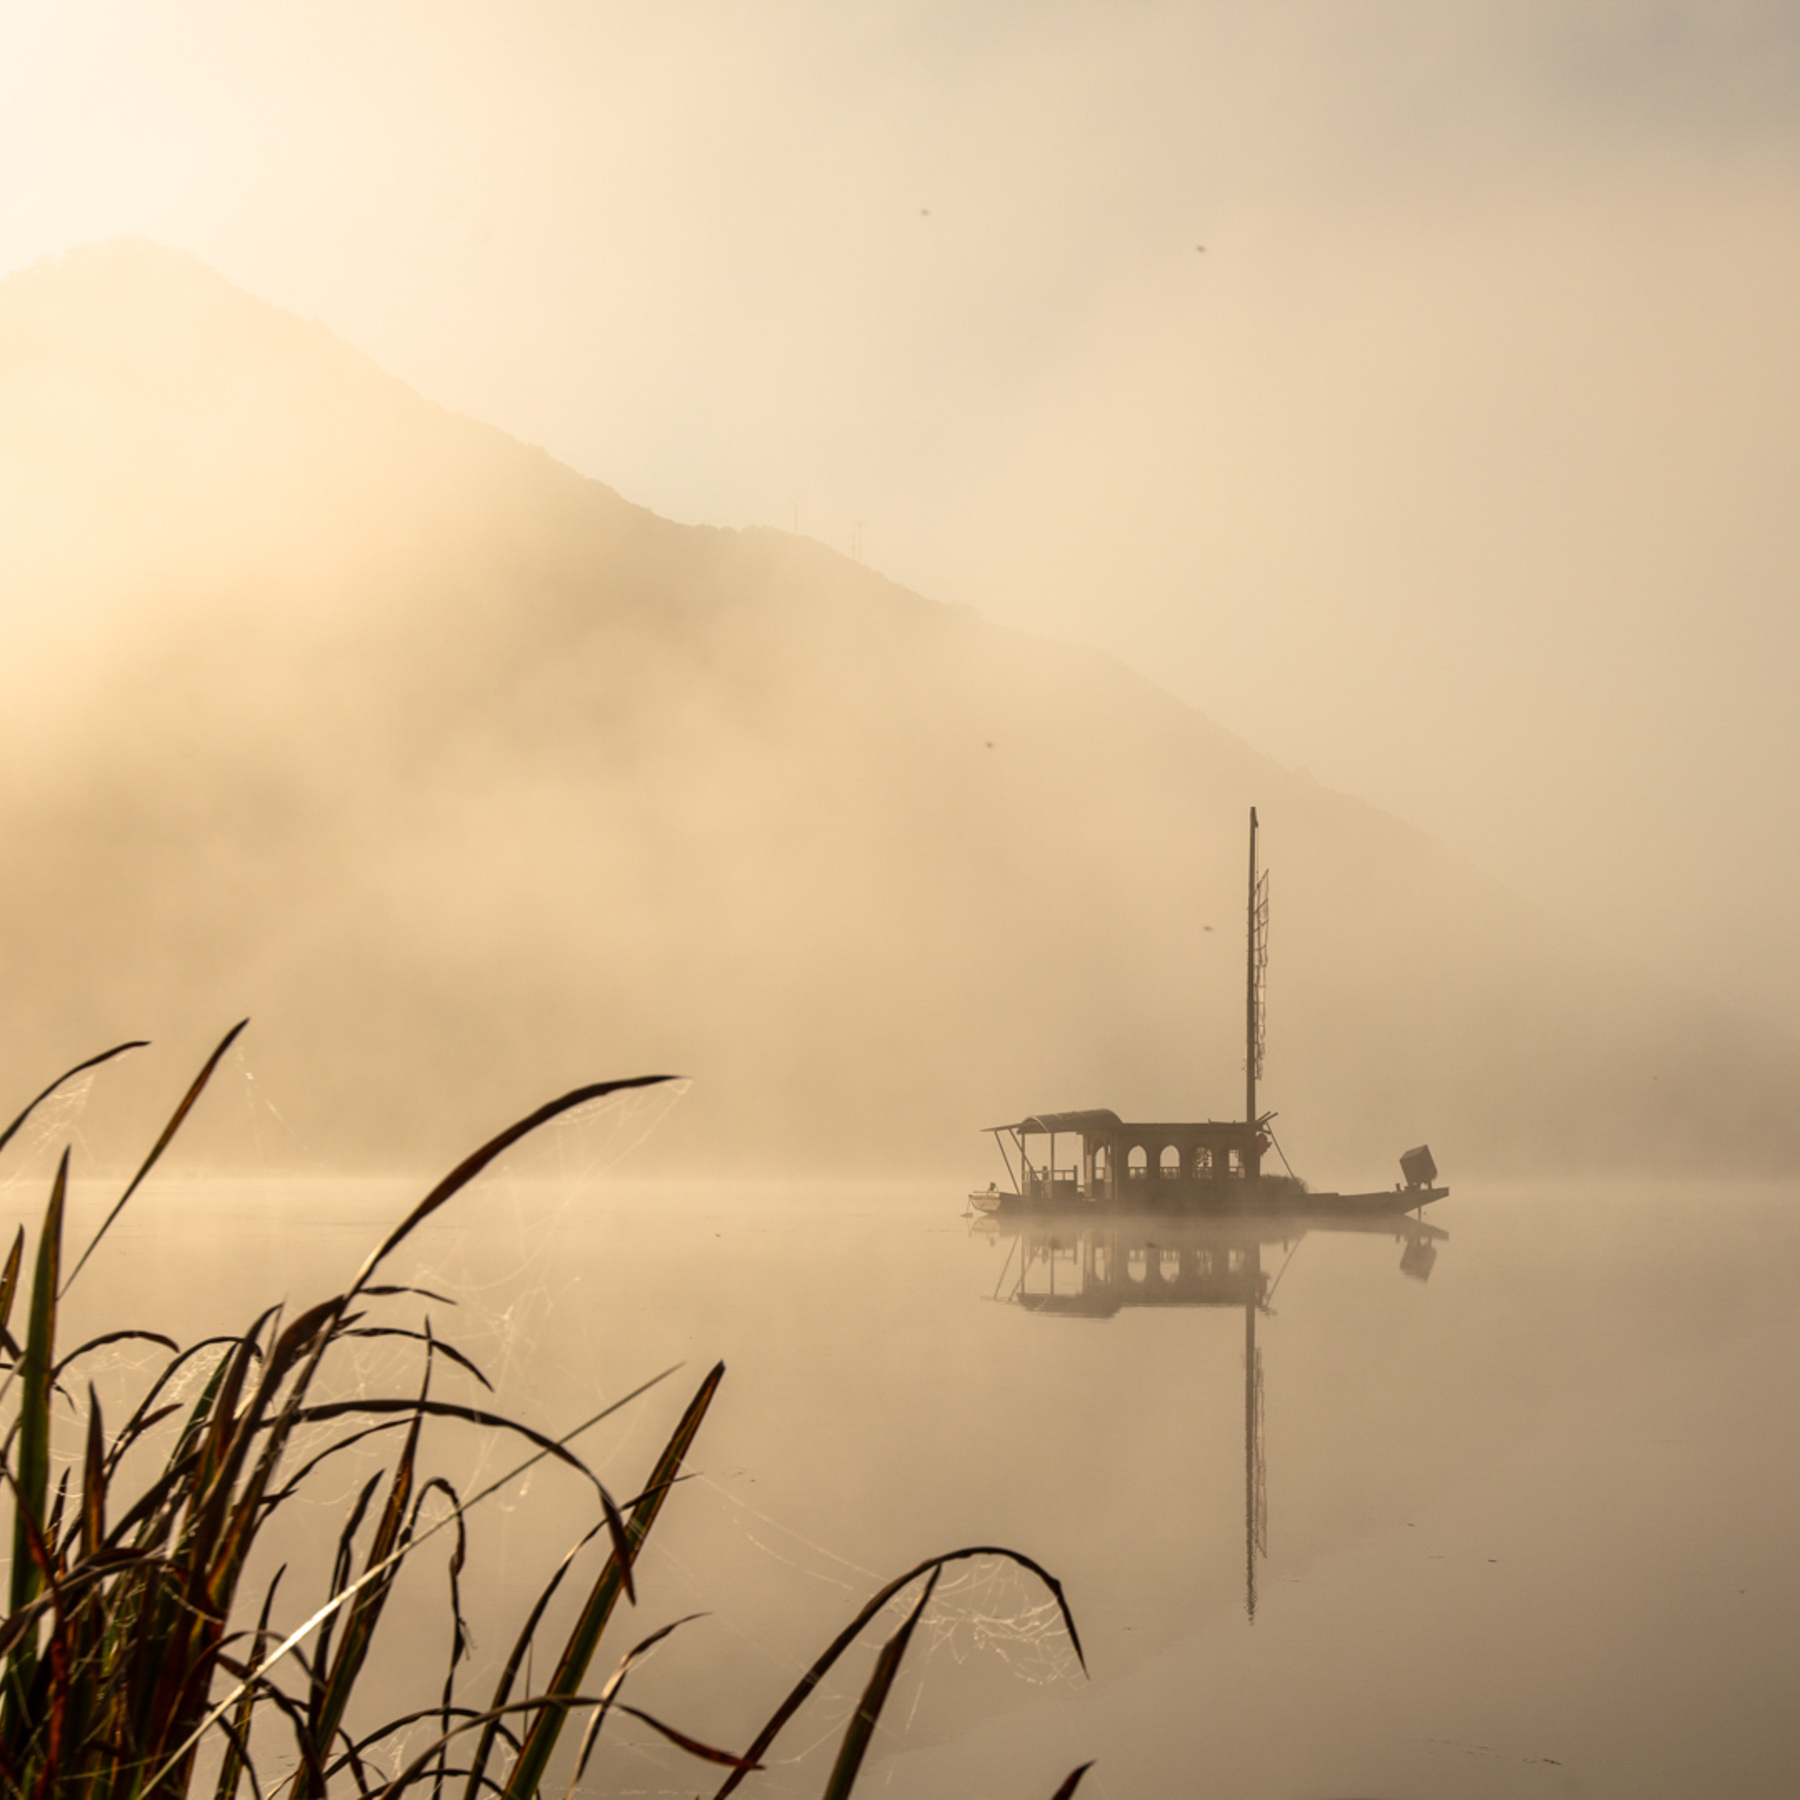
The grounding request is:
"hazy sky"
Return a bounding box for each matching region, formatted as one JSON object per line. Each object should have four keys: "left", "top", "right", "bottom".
{"left": 5, "top": 2, "right": 1800, "bottom": 1027}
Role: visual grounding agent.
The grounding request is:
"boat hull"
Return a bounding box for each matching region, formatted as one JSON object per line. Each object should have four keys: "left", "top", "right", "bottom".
{"left": 968, "top": 1183, "right": 1448, "bottom": 1218}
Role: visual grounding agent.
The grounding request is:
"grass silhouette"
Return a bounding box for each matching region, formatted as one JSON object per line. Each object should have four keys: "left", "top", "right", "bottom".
{"left": 0, "top": 1028, "right": 1088, "bottom": 1800}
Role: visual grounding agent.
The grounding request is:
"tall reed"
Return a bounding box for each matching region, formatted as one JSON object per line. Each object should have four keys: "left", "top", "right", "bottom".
{"left": 0, "top": 1029, "right": 1088, "bottom": 1800}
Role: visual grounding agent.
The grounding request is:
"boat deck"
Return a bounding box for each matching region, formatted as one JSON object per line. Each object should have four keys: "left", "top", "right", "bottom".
{"left": 969, "top": 1179, "right": 1449, "bottom": 1219}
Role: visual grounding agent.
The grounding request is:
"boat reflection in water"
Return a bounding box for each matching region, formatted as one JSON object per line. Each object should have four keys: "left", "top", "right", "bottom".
{"left": 972, "top": 1210, "right": 1447, "bottom": 1619}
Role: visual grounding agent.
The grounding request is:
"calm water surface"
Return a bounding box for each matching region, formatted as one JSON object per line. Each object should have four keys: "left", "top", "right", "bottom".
{"left": 44, "top": 1174, "right": 1800, "bottom": 1797}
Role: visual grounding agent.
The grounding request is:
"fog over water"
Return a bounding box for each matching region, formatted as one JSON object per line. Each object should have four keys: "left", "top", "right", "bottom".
{"left": 36, "top": 1164, "right": 1800, "bottom": 1797}
{"left": 0, "top": 234, "right": 1795, "bottom": 1178}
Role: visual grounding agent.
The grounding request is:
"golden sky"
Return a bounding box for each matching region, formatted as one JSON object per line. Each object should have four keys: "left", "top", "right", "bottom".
{"left": 4, "top": 2, "right": 1799, "bottom": 1025}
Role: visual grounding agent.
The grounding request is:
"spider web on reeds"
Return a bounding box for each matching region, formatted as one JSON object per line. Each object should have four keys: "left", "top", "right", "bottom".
{"left": 0, "top": 1034, "right": 1091, "bottom": 1800}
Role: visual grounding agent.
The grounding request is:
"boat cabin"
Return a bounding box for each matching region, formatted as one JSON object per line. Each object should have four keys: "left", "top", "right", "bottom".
{"left": 992, "top": 1109, "right": 1268, "bottom": 1207}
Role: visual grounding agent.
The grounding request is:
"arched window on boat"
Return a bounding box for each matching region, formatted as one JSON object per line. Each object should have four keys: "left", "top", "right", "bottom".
{"left": 1159, "top": 1249, "right": 1182, "bottom": 1282}
{"left": 1127, "top": 1248, "right": 1147, "bottom": 1282}
{"left": 1093, "top": 1144, "right": 1109, "bottom": 1184}
{"left": 1127, "top": 1145, "right": 1148, "bottom": 1180}
{"left": 1192, "top": 1145, "right": 1214, "bottom": 1179}
{"left": 1228, "top": 1146, "right": 1245, "bottom": 1178}
{"left": 1159, "top": 1145, "right": 1180, "bottom": 1178}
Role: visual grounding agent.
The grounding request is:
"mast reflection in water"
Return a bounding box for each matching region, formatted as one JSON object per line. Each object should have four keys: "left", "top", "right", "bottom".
{"left": 973, "top": 1212, "right": 1447, "bottom": 1621}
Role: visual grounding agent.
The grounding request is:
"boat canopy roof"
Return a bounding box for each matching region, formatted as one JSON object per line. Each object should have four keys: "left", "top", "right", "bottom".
{"left": 991, "top": 1110, "right": 1266, "bottom": 1145}
{"left": 993, "top": 1110, "right": 1124, "bottom": 1137}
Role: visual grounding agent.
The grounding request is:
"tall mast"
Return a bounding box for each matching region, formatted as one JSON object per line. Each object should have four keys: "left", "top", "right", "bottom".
{"left": 1245, "top": 806, "right": 1259, "bottom": 1128}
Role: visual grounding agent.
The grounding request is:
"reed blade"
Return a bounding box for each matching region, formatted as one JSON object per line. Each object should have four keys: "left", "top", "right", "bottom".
{"left": 379, "top": 1689, "right": 752, "bottom": 1800}
{"left": 342, "top": 1330, "right": 492, "bottom": 1392}
{"left": 713, "top": 1544, "right": 1082, "bottom": 1800}
{"left": 349, "top": 1076, "right": 677, "bottom": 1294}
{"left": 289, "top": 1401, "right": 602, "bottom": 1486}
{"left": 418, "top": 1475, "right": 470, "bottom": 1800}
{"left": 80, "top": 1385, "right": 105, "bottom": 1561}
{"left": 498, "top": 1362, "right": 723, "bottom": 1800}
{"left": 64, "top": 1020, "right": 248, "bottom": 1293}
{"left": 214, "top": 1567, "right": 286, "bottom": 1800}
{"left": 304, "top": 1406, "right": 423, "bottom": 1794}
{"left": 1047, "top": 1762, "right": 1096, "bottom": 1800}
{"left": 609, "top": 1705, "right": 758, "bottom": 1771}
{"left": 0, "top": 1228, "right": 24, "bottom": 1345}
{"left": 10, "top": 1152, "right": 66, "bottom": 1618}
{"left": 459, "top": 1526, "right": 603, "bottom": 1800}
{"left": 0, "top": 1040, "right": 147, "bottom": 1163}
{"left": 55, "top": 1328, "right": 181, "bottom": 1381}
{"left": 819, "top": 1568, "right": 939, "bottom": 1800}
{"left": 561, "top": 1615, "right": 702, "bottom": 1800}
{"left": 0, "top": 1161, "right": 65, "bottom": 1766}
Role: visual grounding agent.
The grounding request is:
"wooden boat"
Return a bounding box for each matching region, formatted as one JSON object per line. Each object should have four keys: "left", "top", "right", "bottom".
{"left": 969, "top": 808, "right": 1448, "bottom": 1219}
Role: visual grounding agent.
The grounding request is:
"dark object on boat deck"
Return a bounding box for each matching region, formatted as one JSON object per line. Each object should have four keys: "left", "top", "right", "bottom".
{"left": 1400, "top": 1144, "right": 1438, "bottom": 1191}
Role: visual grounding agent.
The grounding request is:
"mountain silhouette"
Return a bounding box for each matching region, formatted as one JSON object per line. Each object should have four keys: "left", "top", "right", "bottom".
{"left": 2, "top": 240, "right": 1793, "bottom": 1176}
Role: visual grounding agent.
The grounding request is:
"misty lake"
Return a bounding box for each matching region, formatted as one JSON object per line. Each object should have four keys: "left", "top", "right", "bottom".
{"left": 44, "top": 1167, "right": 1800, "bottom": 1799}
